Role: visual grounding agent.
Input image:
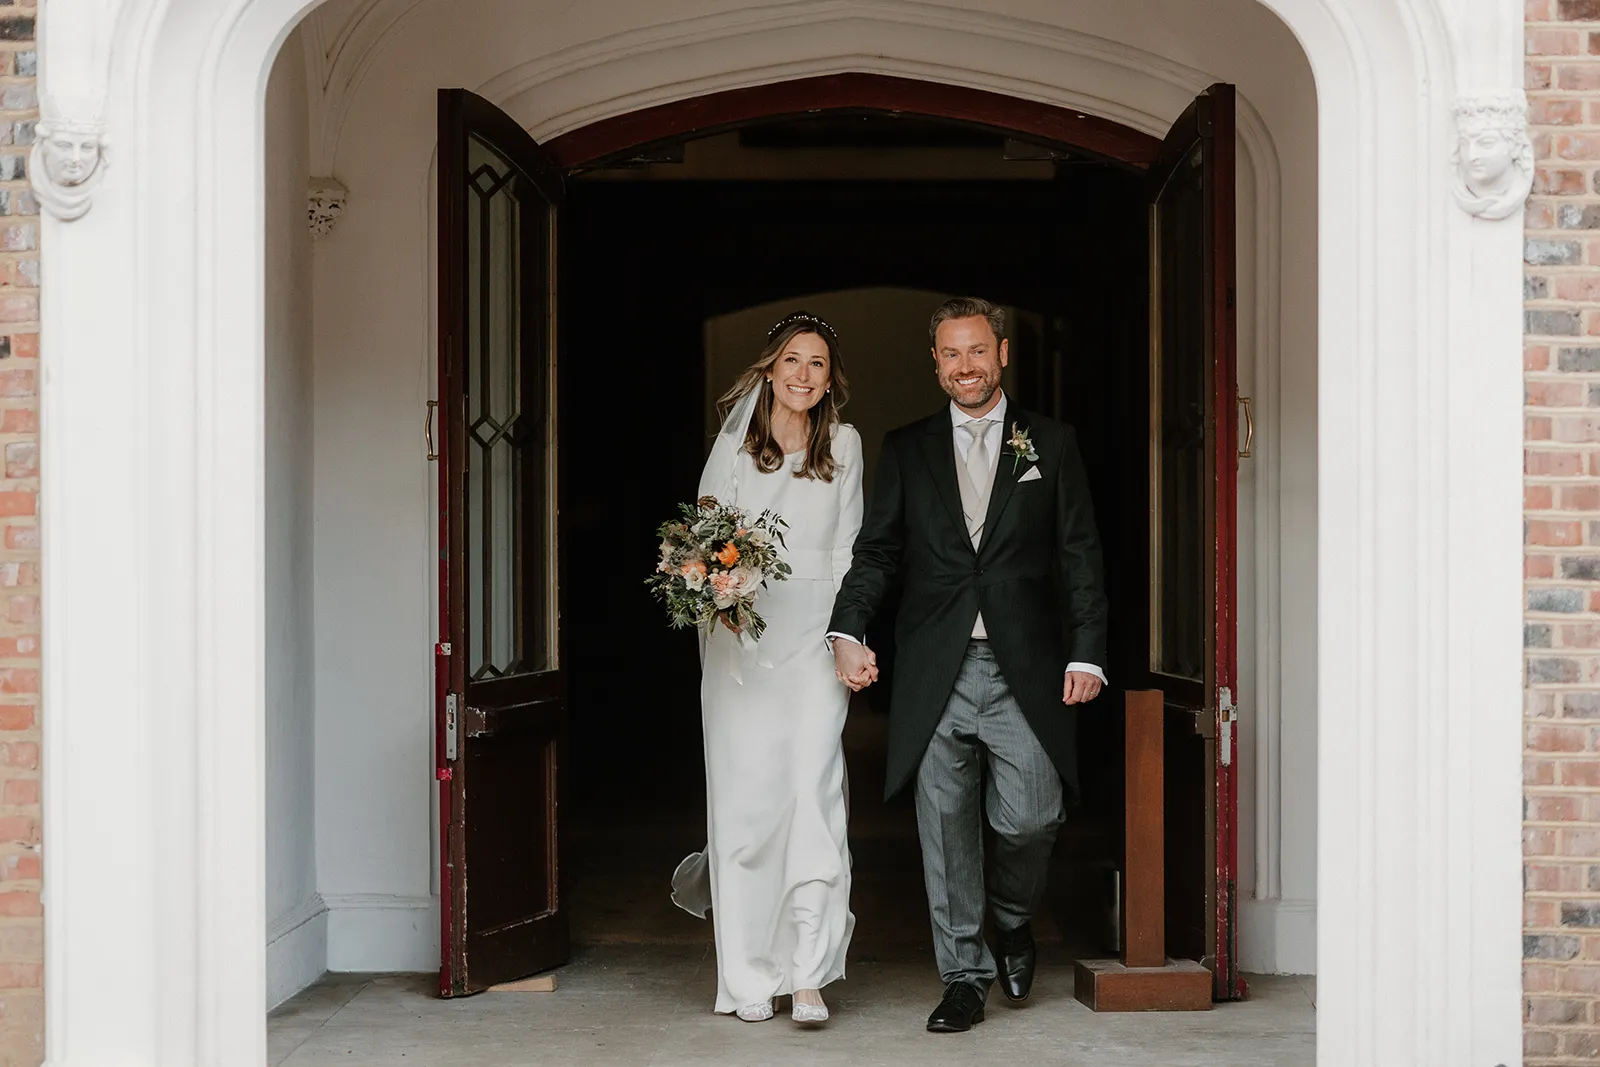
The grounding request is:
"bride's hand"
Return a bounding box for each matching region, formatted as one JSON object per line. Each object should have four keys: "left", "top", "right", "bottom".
{"left": 833, "top": 641, "right": 878, "bottom": 691}
{"left": 841, "top": 664, "right": 877, "bottom": 691}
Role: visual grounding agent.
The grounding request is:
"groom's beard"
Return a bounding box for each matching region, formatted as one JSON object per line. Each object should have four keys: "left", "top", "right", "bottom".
{"left": 939, "top": 365, "right": 1003, "bottom": 411}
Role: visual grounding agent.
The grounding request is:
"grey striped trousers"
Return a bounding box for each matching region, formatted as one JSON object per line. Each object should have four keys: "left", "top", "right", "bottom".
{"left": 915, "top": 641, "right": 1065, "bottom": 993}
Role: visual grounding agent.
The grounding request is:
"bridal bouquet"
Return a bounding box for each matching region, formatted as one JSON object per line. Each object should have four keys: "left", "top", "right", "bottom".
{"left": 646, "top": 496, "right": 791, "bottom": 642}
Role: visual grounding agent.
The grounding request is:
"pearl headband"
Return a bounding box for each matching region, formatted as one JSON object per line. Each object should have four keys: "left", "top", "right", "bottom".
{"left": 766, "top": 311, "right": 839, "bottom": 341}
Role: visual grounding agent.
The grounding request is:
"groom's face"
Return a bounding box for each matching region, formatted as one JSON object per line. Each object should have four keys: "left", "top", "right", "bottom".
{"left": 933, "top": 316, "right": 1009, "bottom": 413}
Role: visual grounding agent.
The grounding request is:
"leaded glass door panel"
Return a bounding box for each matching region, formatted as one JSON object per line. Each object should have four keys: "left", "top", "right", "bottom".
{"left": 436, "top": 88, "right": 568, "bottom": 997}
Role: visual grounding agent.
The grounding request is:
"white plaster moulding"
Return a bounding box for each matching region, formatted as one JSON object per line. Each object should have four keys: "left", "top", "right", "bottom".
{"left": 304, "top": 0, "right": 433, "bottom": 172}
{"left": 30, "top": 97, "right": 110, "bottom": 221}
{"left": 310, "top": 0, "right": 1233, "bottom": 168}
{"left": 265, "top": 893, "right": 329, "bottom": 945}
{"left": 494, "top": 10, "right": 1204, "bottom": 142}
{"left": 307, "top": 176, "right": 347, "bottom": 235}
{"left": 1450, "top": 90, "right": 1534, "bottom": 222}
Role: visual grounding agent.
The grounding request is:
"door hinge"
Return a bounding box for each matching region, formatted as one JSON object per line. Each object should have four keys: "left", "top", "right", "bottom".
{"left": 1218, "top": 686, "right": 1237, "bottom": 766}
{"left": 444, "top": 692, "right": 459, "bottom": 761}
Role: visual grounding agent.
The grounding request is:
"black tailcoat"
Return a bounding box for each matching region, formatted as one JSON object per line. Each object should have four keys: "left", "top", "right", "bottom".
{"left": 828, "top": 406, "right": 1109, "bottom": 799}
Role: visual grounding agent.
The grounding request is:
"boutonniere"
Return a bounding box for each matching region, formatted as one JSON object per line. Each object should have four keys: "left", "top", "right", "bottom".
{"left": 1006, "top": 422, "right": 1038, "bottom": 473}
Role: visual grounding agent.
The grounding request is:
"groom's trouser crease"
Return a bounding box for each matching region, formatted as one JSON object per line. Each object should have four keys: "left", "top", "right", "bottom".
{"left": 915, "top": 641, "right": 1065, "bottom": 993}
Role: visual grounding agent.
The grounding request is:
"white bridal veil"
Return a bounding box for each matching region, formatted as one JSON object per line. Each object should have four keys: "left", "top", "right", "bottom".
{"left": 665, "top": 382, "right": 758, "bottom": 921}
{"left": 698, "top": 381, "right": 760, "bottom": 507}
{"left": 672, "top": 382, "right": 763, "bottom": 919}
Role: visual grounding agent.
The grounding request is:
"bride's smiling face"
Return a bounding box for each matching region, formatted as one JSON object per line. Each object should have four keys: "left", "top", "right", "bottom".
{"left": 766, "top": 331, "right": 832, "bottom": 416}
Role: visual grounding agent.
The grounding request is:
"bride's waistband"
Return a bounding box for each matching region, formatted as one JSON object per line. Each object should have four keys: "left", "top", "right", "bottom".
{"left": 781, "top": 548, "right": 834, "bottom": 581}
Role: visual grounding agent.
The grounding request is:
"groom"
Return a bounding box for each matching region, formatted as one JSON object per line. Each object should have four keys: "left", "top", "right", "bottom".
{"left": 828, "top": 297, "right": 1108, "bottom": 1033}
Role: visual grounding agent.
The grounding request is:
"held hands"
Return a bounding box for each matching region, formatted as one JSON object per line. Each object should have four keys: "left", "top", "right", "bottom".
{"left": 833, "top": 640, "right": 879, "bottom": 692}
{"left": 1063, "top": 670, "right": 1103, "bottom": 706}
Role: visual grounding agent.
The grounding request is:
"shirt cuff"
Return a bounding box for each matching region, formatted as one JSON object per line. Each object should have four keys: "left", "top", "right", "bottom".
{"left": 824, "top": 631, "right": 862, "bottom": 650}
{"left": 1065, "top": 662, "right": 1107, "bottom": 685}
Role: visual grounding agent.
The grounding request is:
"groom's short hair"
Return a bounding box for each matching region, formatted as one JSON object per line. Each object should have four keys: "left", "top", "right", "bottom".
{"left": 929, "top": 297, "right": 1006, "bottom": 347}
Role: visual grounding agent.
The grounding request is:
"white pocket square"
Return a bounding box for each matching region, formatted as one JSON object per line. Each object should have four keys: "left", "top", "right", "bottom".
{"left": 1018, "top": 466, "right": 1043, "bottom": 483}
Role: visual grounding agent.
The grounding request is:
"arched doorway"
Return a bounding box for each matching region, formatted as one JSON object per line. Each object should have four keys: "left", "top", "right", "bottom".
{"left": 430, "top": 74, "right": 1240, "bottom": 1002}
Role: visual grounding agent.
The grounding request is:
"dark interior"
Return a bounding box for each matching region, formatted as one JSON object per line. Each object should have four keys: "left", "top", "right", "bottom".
{"left": 556, "top": 113, "right": 1207, "bottom": 966}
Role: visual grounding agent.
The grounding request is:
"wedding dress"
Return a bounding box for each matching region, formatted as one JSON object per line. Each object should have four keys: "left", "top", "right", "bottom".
{"left": 671, "top": 390, "right": 862, "bottom": 1015}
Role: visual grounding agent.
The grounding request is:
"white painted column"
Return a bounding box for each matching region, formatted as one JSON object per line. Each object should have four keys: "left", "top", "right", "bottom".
{"left": 38, "top": 0, "right": 159, "bottom": 1058}
{"left": 1305, "top": 0, "right": 1525, "bottom": 1062}
{"left": 40, "top": 0, "right": 288, "bottom": 1060}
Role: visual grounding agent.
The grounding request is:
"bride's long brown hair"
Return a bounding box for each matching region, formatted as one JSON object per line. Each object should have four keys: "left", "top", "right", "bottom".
{"left": 716, "top": 312, "right": 851, "bottom": 482}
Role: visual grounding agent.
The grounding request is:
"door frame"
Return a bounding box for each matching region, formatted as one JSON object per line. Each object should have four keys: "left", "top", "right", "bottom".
{"left": 41, "top": 0, "right": 1525, "bottom": 1061}
{"left": 542, "top": 72, "right": 1162, "bottom": 169}
{"left": 541, "top": 74, "right": 1234, "bottom": 991}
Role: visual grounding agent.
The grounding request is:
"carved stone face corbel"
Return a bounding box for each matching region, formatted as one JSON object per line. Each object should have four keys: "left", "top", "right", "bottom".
{"left": 30, "top": 97, "right": 108, "bottom": 222}
{"left": 1451, "top": 91, "right": 1534, "bottom": 221}
{"left": 308, "top": 178, "right": 348, "bottom": 236}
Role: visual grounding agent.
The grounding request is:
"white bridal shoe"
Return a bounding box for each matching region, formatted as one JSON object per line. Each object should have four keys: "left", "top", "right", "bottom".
{"left": 791, "top": 993, "right": 830, "bottom": 1024}
{"left": 735, "top": 1002, "right": 774, "bottom": 1022}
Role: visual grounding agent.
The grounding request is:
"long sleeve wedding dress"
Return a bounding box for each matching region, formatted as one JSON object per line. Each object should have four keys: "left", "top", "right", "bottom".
{"left": 671, "top": 416, "right": 862, "bottom": 1014}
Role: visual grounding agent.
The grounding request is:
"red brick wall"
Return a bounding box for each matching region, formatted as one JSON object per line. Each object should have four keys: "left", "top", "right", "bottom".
{"left": 1526, "top": 3, "right": 1600, "bottom": 1061}
{"left": 0, "top": 2, "right": 38, "bottom": 1063}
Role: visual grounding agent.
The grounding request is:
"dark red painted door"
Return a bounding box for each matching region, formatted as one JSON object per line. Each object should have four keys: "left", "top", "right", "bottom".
{"left": 435, "top": 88, "right": 569, "bottom": 996}
{"left": 1147, "top": 83, "right": 1244, "bottom": 1000}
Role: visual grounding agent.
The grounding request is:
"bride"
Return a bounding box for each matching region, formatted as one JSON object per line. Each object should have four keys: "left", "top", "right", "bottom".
{"left": 671, "top": 311, "right": 868, "bottom": 1025}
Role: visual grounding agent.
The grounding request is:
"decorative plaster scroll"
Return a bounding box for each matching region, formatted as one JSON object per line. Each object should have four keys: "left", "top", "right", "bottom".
{"left": 29, "top": 96, "right": 108, "bottom": 222}
{"left": 1451, "top": 91, "right": 1533, "bottom": 221}
{"left": 307, "top": 177, "right": 348, "bottom": 235}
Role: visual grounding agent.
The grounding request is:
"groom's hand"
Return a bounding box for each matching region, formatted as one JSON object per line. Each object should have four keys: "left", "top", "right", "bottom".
{"left": 833, "top": 640, "right": 878, "bottom": 691}
{"left": 1063, "top": 671, "right": 1103, "bottom": 706}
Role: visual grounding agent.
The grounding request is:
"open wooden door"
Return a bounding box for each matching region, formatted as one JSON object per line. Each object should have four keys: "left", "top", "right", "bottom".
{"left": 435, "top": 88, "right": 568, "bottom": 996}
{"left": 1147, "top": 83, "right": 1244, "bottom": 1001}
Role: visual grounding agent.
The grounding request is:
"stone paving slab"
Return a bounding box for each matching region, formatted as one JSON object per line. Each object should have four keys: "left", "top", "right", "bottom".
{"left": 269, "top": 945, "right": 1313, "bottom": 1067}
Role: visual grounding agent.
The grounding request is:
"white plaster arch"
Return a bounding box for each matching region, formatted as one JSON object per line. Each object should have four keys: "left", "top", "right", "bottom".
{"left": 38, "top": 0, "right": 1524, "bottom": 1065}
{"left": 299, "top": 0, "right": 1278, "bottom": 170}
{"left": 306, "top": 0, "right": 1282, "bottom": 169}
{"left": 300, "top": 0, "right": 430, "bottom": 173}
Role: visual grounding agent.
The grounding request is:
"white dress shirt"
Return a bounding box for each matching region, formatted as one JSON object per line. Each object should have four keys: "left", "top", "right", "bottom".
{"left": 829, "top": 392, "right": 1107, "bottom": 687}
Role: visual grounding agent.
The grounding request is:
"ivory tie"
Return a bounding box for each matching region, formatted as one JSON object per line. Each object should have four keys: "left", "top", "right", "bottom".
{"left": 958, "top": 419, "right": 994, "bottom": 545}
{"left": 957, "top": 419, "right": 994, "bottom": 640}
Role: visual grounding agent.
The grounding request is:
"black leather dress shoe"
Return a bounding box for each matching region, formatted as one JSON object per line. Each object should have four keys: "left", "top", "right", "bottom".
{"left": 994, "top": 923, "right": 1037, "bottom": 1002}
{"left": 926, "top": 981, "right": 986, "bottom": 1033}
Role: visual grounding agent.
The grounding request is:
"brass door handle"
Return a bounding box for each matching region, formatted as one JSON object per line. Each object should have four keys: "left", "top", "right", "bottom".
{"left": 425, "top": 400, "right": 439, "bottom": 461}
{"left": 1238, "top": 395, "right": 1254, "bottom": 459}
